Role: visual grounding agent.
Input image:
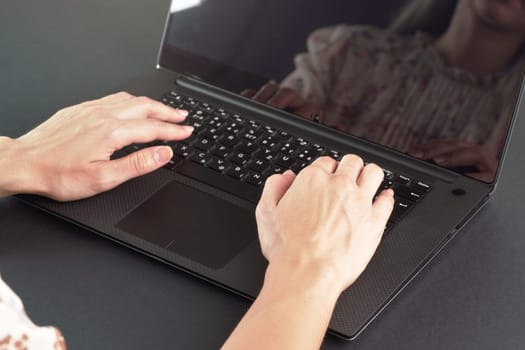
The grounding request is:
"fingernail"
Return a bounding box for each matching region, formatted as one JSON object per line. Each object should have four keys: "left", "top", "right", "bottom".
{"left": 154, "top": 146, "right": 172, "bottom": 164}
{"left": 182, "top": 125, "right": 194, "bottom": 133}
{"left": 178, "top": 109, "right": 189, "bottom": 118}
{"left": 386, "top": 189, "right": 394, "bottom": 196}
{"left": 409, "top": 151, "right": 423, "bottom": 158}
{"left": 434, "top": 157, "right": 446, "bottom": 165}
{"left": 283, "top": 169, "right": 295, "bottom": 176}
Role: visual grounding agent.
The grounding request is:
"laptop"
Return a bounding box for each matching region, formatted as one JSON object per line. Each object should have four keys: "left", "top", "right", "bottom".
{"left": 18, "top": 0, "right": 525, "bottom": 340}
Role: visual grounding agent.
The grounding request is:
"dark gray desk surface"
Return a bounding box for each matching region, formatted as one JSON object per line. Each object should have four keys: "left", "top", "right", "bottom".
{"left": 1, "top": 1, "right": 524, "bottom": 349}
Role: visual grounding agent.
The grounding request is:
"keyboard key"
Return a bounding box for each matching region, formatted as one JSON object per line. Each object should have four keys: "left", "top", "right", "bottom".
{"left": 393, "top": 185, "right": 423, "bottom": 202}
{"left": 245, "top": 171, "right": 264, "bottom": 187}
{"left": 202, "top": 128, "right": 221, "bottom": 140}
{"left": 227, "top": 165, "right": 248, "bottom": 180}
{"left": 164, "top": 155, "right": 184, "bottom": 170}
{"left": 200, "top": 102, "right": 214, "bottom": 113}
{"left": 279, "top": 143, "right": 298, "bottom": 155}
{"left": 292, "top": 137, "right": 310, "bottom": 147}
{"left": 190, "top": 151, "right": 211, "bottom": 165}
{"left": 215, "top": 108, "right": 230, "bottom": 118}
{"left": 396, "top": 174, "right": 411, "bottom": 185}
{"left": 207, "top": 157, "right": 230, "bottom": 172}
{"left": 258, "top": 135, "right": 280, "bottom": 149}
{"left": 390, "top": 198, "right": 415, "bottom": 223}
{"left": 248, "top": 159, "right": 270, "bottom": 173}
{"left": 171, "top": 143, "right": 194, "bottom": 158}
{"left": 414, "top": 181, "right": 432, "bottom": 192}
{"left": 237, "top": 140, "right": 258, "bottom": 153}
{"left": 255, "top": 148, "right": 276, "bottom": 162}
{"left": 383, "top": 169, "right": 395, "bottom": 180}
{"left": 221, "top": 133, "right": 240, "bottom": 147}
{"left": 265, "top": 165, "right": 285, "bottom": 176}
{"left": 275, "top": 154, "right": 294, "bottom": 168}
{"left": 224, "top": 122, "right": 244, "bottom": 135}
{"left": 194, "top": 137, "right": 214, "bottom": 151}
{"left": 328, "top": 150, "right": 343, "bottom": 160}
{"left": 230, "top": 151, "right": 249, "bottom": 165}
{"left": 211, "top": 144, "right": 232, "bottom": 159}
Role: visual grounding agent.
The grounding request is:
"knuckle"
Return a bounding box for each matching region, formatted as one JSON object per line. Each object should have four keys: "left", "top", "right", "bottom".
{"left": 129, "top": 151, "right": 152, "bottom": 173}
{"left": 115, "top": 91, "right": 132, "bottom": 98}
{"left": 366, "top": 162, "right": 383, "bottom": 176}
{"left": 134, "top": 95, "right": 154, "bottom": 106}
{"left": 318, "top": 155, "right": 334, "bottom": 163}
{"left": 342, "top": 154, "right": 364, "bottom": 166}
{"left": 300, "top": 164, "right": 320, "bottom": 177}
{"left": 311, "top": 156, "right": 335, "bottom": 168}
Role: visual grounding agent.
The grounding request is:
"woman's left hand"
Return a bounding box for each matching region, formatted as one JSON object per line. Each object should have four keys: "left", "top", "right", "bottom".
{"left": 0, "top": 92, "right": 192, "bottom": 200}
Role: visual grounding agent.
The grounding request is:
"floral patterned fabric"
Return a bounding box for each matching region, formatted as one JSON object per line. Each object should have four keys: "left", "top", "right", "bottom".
{"left": 0, "top": 276, "right": 65, "bottom": 350}
{"left": 282, "top": 24, "right": 525, "bottom": 156}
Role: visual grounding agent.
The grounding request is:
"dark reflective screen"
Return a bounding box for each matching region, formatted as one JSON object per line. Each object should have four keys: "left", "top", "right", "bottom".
{"left": 159, "top": 0, "right": 525, "bottom": 183}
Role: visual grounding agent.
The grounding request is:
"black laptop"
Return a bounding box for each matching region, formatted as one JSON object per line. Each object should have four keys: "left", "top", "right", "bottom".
{"left": 19, "top": 0, "right": 525, "bottom": 340}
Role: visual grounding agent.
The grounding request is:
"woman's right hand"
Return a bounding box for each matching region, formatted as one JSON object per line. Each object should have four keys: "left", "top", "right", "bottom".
{"left": 242, "top": 81, "right": 322, "bottom": 119}
{"left": 255, "top": 155, "right": 394, "bottom": 295}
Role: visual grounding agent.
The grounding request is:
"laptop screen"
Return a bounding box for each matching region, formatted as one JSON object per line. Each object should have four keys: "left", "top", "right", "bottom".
{"left": 158, "top": 0, "right": 525, "bottom": 183}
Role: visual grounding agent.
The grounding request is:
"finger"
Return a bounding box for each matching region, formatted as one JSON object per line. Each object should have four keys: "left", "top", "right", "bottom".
{"left": 241, "top": 89, "right": 256, "bottom": 98}
{"left": 98, "top": 146, "right": 173, "bottom": 189}
{"left": 409, "top": 139, "right": 466, "bottom": 159}
{"left": 356, "top": 163, "right": 384, "bottom": 197}
{"left": 372, "top": 189, "right": 395, "bottom": 233}
{"left": 112, "top": 119, "right": 194, "bottom": 148}
{"left": 252, "top": 82, "right": 280, "bottom": 103}
{"left": 335, "top": 154, "right": 364, "bottom": 180}
{"left": 259, "top": 170, "right": 297, "bottom": 208}
{"left": 267, "top": 87, "right": 305, "bottom": 109}
{"left": 308, "top": 156, "right": 338, "bottom": 173}
{"left": 296, "top": 104, "right": 322, "bottom": 119}
{"left": 111, "top": 96, "right": 188, "bottom": 122}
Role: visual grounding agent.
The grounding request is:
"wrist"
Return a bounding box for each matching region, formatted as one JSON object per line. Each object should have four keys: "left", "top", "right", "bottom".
{"left": 261, "top": 254, "right": 343, "bottom": 309}
{"left": 0, "top": 136, "right": 46, "bottom": 197}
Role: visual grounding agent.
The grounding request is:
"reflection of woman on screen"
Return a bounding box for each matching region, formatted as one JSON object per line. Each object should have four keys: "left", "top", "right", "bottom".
{"left": 244, "top": 0, "right": 525, "bottom": 182}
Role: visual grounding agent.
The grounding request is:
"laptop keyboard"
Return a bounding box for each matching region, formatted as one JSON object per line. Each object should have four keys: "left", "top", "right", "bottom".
{"left": 120, "top": 91, "right": 433, "bottom": 234}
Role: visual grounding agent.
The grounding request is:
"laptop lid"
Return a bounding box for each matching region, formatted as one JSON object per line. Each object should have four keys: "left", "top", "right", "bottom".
{"left": 157, "top": 0, "right": 525, "bottom": 184}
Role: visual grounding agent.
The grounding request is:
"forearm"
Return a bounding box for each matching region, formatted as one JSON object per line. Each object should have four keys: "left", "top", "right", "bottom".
{"left": 222, "top": 259, "right": 341, "bottom": 350}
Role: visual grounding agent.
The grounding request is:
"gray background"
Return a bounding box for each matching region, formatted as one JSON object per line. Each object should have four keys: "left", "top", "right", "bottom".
{"left": 0, "top": 0, "right": 524, "bottom": 349}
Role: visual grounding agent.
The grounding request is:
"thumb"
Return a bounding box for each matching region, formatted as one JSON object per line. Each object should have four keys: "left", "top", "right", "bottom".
{"left": 255, "top": 170, "right": 296, "bottom": 260}
{"left": 102, "top": 146, "right": 172, "bottom": 189}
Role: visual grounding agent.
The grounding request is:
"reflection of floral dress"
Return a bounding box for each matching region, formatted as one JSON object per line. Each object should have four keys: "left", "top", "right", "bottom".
{"left": 282, "top": 25, "right": 525, "bottom": 156}
{"left": 0, "top": 276, "right": 65, "bottom": 349}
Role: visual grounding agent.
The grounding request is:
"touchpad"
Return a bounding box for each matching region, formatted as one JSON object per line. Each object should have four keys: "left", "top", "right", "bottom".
{"left": 116, "top": 180, "right": 257, "bottom": 269}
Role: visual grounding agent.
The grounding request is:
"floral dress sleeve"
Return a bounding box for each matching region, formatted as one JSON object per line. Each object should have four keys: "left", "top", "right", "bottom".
{"left": 0, "top": 275, "right": 66, "bottom": 350}
{"left": 280, "top": 24, "right": 388, "bottom": 123}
